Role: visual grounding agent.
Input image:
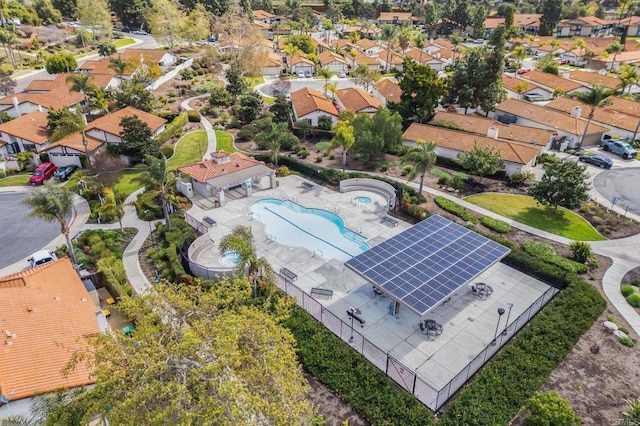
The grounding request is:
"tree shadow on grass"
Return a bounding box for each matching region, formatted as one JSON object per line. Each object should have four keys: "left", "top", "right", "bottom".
{"left": 511, "top": 205, "right": 573, "bottom": 235}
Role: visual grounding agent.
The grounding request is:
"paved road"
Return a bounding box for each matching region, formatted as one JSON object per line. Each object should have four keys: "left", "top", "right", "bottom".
{"left": 258, "top": 76, "right": 357, "bottom": 98}
{"left": 0, "top": 191, "right": 61, "bottom": 269}
{"left": 593, "top": 168, "right": 640, "bottom": 216}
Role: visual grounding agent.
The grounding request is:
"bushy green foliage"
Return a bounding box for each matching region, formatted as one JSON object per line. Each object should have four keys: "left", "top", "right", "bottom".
{"left": 155, "top": 112, "right": 187, "bottom": 146}
{"left": 186, "top": 110, "right": 201, "bottom": 122}
{"left": 570, "top": 241, "right": 594, "bottom": 264}
{"left": 315, "top": 141, "right": 331, "bottom": 151}
{"left": 480, "top": 216, "right": 511, "bottom": 233}
{"left": 237, "top": 129, "right": 255, "bottom": 141}
{"left": 522, "top": 241, "right": 588, "bottom": 274}
{"left": 474, "top": 229, "right": 517, "bottom": 251}
{"left": 284, "top": 306, "right": 437, "bottom": 425}
{"left": 430, "top": 167, "right": 451, "bottom": 185}
{"left": 620, "top": 336, "right": 635, "bottom": 347}
{"left": 627, "top": 293, "right": 640, "bottom": 307}
{"left": 434, "top": 196, "right": 479, "bottom": 224}
{"left": 522, "top": 391, "right": 581, "bottom": 426}
{"left": 621, "top": 285, "right": 637, "bottom": 297}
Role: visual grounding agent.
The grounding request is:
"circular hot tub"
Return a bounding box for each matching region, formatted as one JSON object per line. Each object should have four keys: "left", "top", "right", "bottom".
{"left": 219, "top": 251, "right": 241, "bottom": 266}
{"left": 354, "top": 196, "right": 373, "bottom": 205}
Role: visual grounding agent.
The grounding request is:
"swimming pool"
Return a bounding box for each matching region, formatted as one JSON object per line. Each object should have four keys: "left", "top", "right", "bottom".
{"left": 219, "top": 251, "right": 241, "bottom": 266}
{"left": 250, "top": 198, "right": 369, "bottom": 261}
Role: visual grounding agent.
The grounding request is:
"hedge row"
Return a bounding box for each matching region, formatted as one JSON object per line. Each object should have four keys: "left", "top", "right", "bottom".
{"left": 442, "top": 272, "right": 605, "bottom": 425}
{"left": 473, "top": 228, "right": 518, "bottom": 251}
{"left": 283, "top": 306, "right": 437, "bottom": 426}
{"left": 522, "top": 241, "right": 588, "bottom": 274}
{"left": 434, "top": 196, "right": 479, "bottom": 224}
{"left": 480, "top": 216, "right": 511, "bottom": 233}
{"left": 155, "top": 111, "right": 188, "bottom": 146}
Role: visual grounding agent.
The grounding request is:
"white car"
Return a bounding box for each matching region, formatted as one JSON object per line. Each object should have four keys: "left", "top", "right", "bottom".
{"left": 297, "top": 71, "right": 305, "bottom": 78}
{"left": 27, "top": 250, "right": 57, "bottom": 268}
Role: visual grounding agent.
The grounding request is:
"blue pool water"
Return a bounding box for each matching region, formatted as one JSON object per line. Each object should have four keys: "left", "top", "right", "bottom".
{"left": 250, "top": 198, "right": 369, "bottom": 261}
{"left": 219, "top": 251, "right": 241, "bottom": 266}
{"left": 354, "top": 196, "right": 372, "bottom": 205}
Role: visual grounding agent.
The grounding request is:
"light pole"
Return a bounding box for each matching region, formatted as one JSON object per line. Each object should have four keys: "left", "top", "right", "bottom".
{"left": 502, "top": 303, "right": 514, "bottom": 336}
{"left": 348, "top": 307, "right": 361, "bottom": 344}
{"left": 491, "top": 308, "right": 506, "bottom": 346}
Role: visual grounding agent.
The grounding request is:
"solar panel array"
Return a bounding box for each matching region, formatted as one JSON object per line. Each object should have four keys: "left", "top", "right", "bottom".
{"left": 345, "top": 215, "right": 511, "bottom": 316}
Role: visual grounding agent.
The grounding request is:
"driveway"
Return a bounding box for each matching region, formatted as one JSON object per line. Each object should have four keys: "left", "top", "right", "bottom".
{"left": 593, "top": 167, "right": 640, "bottom": 215}
{"left": 0, "top": 191, "right": 61, "bottom": 270}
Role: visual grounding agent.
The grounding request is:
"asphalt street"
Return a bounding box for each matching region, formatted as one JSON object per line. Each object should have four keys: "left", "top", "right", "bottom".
{"left": 0, "top": 191, "right": 61, "bottom": 270}
{"left": 593, "top": 168, "right": 640, "bottom": 216}
{"left": 261, "top": 76, "right": 356, "bottom": 97}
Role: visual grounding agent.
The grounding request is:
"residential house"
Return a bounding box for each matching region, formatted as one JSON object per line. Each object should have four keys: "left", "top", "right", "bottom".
{"left": 404, "top": 48, "right": 445, "bottom": 71}
{"left": 336, "top": 87, "right": 381, "bottom": 113}
{"left": 590, "top": 49, "right": 640, "bottom": 71}
{"left": 377, "top": 12, "right": 415, "bottom": 25}
{"left": 253, "top": 9, "right": 276, "bottom": 25}
{"left": 484, "top": 14, "right": 542, "bottom": 38}
{"left": 177, "top": 151, "right": 274, "bottom": 205}
{"left": 555, "top": 17, "right": 611, "bottom": 37}
{"left": 0, "top": 88, "right": 85, "bottom": 119}
{"left": 620, "top": 16, "right": 640, "bottom": 37}
{"left": 317, "top": 51, "right": 348, "bottom": 74}
{"left": 331, "top": 39, "right": 356, "bottom": 53}
{"left": 403, "top": 123, "right": 542, "bottom": 176}
{"left": 517, "top": 70, "right": 589, "bottom": 98}
{"left": 288, "top": 53, "right": 315, "bottom": 75}
{"left": 253, "top": 20, "right": 272, "bottom": 40}
{"left": 567, "top": 70, "right": 622, "bottom": 91}
{"left": 345, "top": 50, "right": 381, "bottom": 72}
{"left": 372, "top": 78, "right": 401, "bottom": 106}
{"left": 378, "top": 49, "right": 405, "bottom": 71}
{"left": 0, "top": 111, "right": 50, "bottom": 155}
{"left": 261, "top": 51, "right": 283, "bottom": 76}
{"left": 545, "top": 96, "right": 640, "bottom": 141}
{"left": 607, "top": 96, "right": 640, "bottom": 117}
{"left": 40, "top": 132, "right": 105, "bottom": 167}
{"left": 493, "top": 98, "right": 609, "bottom": 146}
{"left": 0, "top": 258, "right": 101, "bottom": 420}
{"left": 290, "top": 87, "right": 339, "bottom": 127}
{"left": 85, "top": 106, "right": 167, "bottom": 146}
{"left": 502, "top": 74, "right": 544, "bottom": 100}
{"left": 426, "top": 38, "right": 454, "bottom": 54}
{"left": 430, "top": 111, "right": 555, "bottom": 149}
{"left": 355, "top": 39, "right": 383, "bottom": 56}
{"left": 119, "top": 49, "right": 177, "bottom": 73}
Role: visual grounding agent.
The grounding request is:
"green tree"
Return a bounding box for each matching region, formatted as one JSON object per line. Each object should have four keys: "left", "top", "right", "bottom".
{"left": 539, "top": 0, "right": 563, "bottom": 35}
{"left": 282, "top": 43, "right": 301, "bottom": 74}
{"left": 49, "top": 108, "right": 93, "bottom": 164}
{"left": 108, "top": 54, "right": 131, "bottom": 78}
{"left": 76, "top": 0, "right": 112, "bottom": 39}
{"left": 219, "top": 225, "right": 274, "bottom": 297}
{"left": 66, "top": 72, "right": 96, "bottom": 114}
{"left": 536, "top": 55, "right": 559, "bottom": 74}
{"left": 457, "top": 142, "right": 503, "bottom": 183}
{"left": 238, "top": 91, "right": 263, "bottom": 123}
{"left": 522, "top": 391, "right": 581, "bottom": 426}
{"left": 329, "top": 119, "right": 355, "bottom": 172}
{"left": 16, "top": 151, "right": 35, "bottom": 170}
{"left": 402, "top": 139, "right": 437, "bottom": 204}
{"left": 99, "top": 187, "right": 125, "bottom": 231}
{"left": 414, "top": 33, "right": 427, "bottom": 63}
{"left": 225, "top": 62, "right": 248, "bottom": 102}
{"left": 528, "top": 160, "right": 590, "bottom": 211}
{"left": 108, "top": 0, "right": 151, "bottom": 30}
{"left": 317, "top": 67, "right": 333, "bottom": 95}
{"left": 618, "top": 64, "right": 639, "bottom": 93}
{"left": 98, "top": 40, "right": 116, "bottom": 57}
{"left": 147, "top": 0, "right": 184, "bottom": 53}
{"left": 0, "top": 70, "right": 16, "bottom": 96}
{"left": 352, "top": 108, "right": 403, "bottom": 162}
{"left": 470, "top": 6, "right": 486, "bottom": 39}
{"left": 209, "top": 87, "right": 233, "bottom": 107}
{"left": 134, "top": 155, "right": 173, "bottom": 229}
{"left": 567, "top": 83, "right": 616, "bottom": 148}
{"left": 394, "top": 57, "right": 445, "bottom": 123}
{"left": 0, "top": 29, "right": 17, "bottom": 70}
{"left": 380, "top": 24, "right": 396, "bottom": 72}
{"left": 504, "top": 4, "right": 515, "bottom": 26}
{"left": 33, "top": 0, "right": 61, "bottom": 24}
{"left": 269, "top": 94, "right": 292, "bottom": 123}
{"left": 288, "top": 34, "right": 316, "bottom": 54}
{"left": 117, "top": 115, "right": 156, "bottom": 163}
{"left": 51, "top": 282, "right": 312, "bottom": 424}
{"left": 181, "top": 3, "right": 210, "bottom": 45}
{"left": 52, "top": 0, "right": 76, "bottom": 18}
{"left": 22, "top": 184, "right": 78, "bottom": 264}
{"left": 110, "top": 79, "right": 155, "bottom": 111}
{"left": 44, "top": 51, "right": 77, "bottom": 74}
{"left": 606, "top": 41, "right": 624, "bottom": 68}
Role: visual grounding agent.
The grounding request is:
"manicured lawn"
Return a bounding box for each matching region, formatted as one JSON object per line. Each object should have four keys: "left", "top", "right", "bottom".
{"left": 114, "top": 38, "right": 136, "bottom": 48}
{"left": 0, "top": 174, "right": 30, "bottom": 187}
{"left": 167, "top": 130, "right": 208, "bottom": 171}
{"left": 115, "top": 169, "right": 145, "bottom": 196}
{"left": 215, "top": 130, "right": 235, "bottom": 152}
{"left": 245, "top": 76, "right": 265, "bottom": 89}
{"left": 465, "top": 193, "right": 606, "bottom": 241}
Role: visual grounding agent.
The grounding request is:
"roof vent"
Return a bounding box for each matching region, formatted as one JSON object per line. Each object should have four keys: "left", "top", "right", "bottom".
{"left": 54, "top": 296, "right": 61, "bottom": 301}
{"left": 81, "top": 297, "right": 87, "bottom": 302}
{"left": 26, "top": 307, "right": 33, "bottom": 312}
{"left": 487, "top": 126, "right": 499, "bottom": 139}
{"left": 571, "top": 106, "right": 582, "bottom": 118}
{"left": 4, "top": 330, "right": 11, "bottom": 337}
{"left": 5, "top": 341, "right": 12, "bottom": 346}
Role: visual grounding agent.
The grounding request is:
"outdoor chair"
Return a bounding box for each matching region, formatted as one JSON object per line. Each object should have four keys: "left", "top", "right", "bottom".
{"left": 425, "top": 328, "right": 437, "bottom": 341}
{"left": 419, "top": 322, "right": 426, "bottom": 333}
{"left": 435, "top": 323, "right": 443, "bottom": 336}
{"left": 424, "top": 319, "right": 437, "bottom": 330}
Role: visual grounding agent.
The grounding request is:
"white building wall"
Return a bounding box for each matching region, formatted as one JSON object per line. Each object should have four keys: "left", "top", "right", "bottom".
{"left": 297, "top": 110, "right": 338, "bottom": 127}
{"left": 86, "top": 129, "right": 122, "bottom": 143}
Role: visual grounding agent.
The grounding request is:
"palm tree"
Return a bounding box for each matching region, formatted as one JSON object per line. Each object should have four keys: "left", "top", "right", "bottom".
{"left": 0, "top": 28, "right": 16, "bottom": 69}
{"left": 66, "top": 73, "right": 95, "bottom": 115}
{"left": 511, "top": 45, "right": 526, "bottom": 72}
{"left": 324, "top": 81, "right": 338, "bottom": 100}
{"left": 282, "top": 43, "right": 301, "bottom": 74}
{"left": 568, "top": 84, "right": 616, "bottom": 149}
{"left": 414, "top": 33, "right": 427, "bottom": 64}
{"left": 22, "top": 184, "right": 78, "bottom": 264}
{"left": 133, "top": 155, "right": 174, "bottom": 230}
{"left": 317, "top": 67, "right": 333, "bottom": 95}
{"left": 451, "top": 34, "right": 462, "bottom": 64}
{"left": 606, "top": 41, "right": 624, "bottom": 70}
{"left": 329, "top": 119, "right": 355, "bottom": 172}
{"left": 109, "top": 55, "right": 131, "bottom": 79}
{"left": 219, "top": 225, "right": 274, "bottom": 297}
{"left": 402, "top": 139, "right": 437, "bottom": 204}
{"left": 50, "top": 109, "right": 92, "bottom": 166}
{"left": 89, "top": 87, "right": 110, "bottom": 116}
{"left": 380, "top": 24, "right": 396, "bottom": 72}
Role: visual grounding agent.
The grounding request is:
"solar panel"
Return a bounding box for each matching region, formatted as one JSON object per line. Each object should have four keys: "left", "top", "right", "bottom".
{"left": 345, "top": 215, "right": 511, "bottom": 317}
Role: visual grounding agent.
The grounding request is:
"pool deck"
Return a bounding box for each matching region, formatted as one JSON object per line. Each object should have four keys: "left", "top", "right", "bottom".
{"left": 186, "top": 175, "right": 552, "bottom": 395}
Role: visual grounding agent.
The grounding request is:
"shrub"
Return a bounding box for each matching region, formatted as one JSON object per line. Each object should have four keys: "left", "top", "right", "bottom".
{"left": 509, "top": 171, "right": 533, "bottom": 186}
{"left": 186, "top": 110, "right": 201, "bottom": 122}
{"left": 277, "top": 166, "right": 290, "bottom": 176}
{"left": 621, "top": 285, "right": 637, "bottom": 297}
{"left": 315, "top": 141, "right": 330, "bottom": 151}
{"left": 570, "top": 241, "right": 594, "bottom": 264}
{"left": 607, "top": 315, "right": 617, "bottom": 323}
{"left": 280, "top": 133, "right": 300, "bottom": 151}
{"left": 402, "top": 165, "right": 413, "bottom": 176}
{"left": 237, "top": 129, "right": 255, "bottom": 141}
{"left": 627, "top": 293, "right": 640, "bottom": 307}
{"left": 0, "top": 170, "right": 5, "bottom": 179}
{"left": 632, "top": 280, "right": 640, "bottom": 287}
{"left": 209, "top": 87, "right": 232, "bottom": 106}
{"left": 317, "top": 115, "right": 333, "bottom": 131}
{"left": 539, "top": 152, "right": 559, "bottom": 164}
{"left": 522, "top": 391, "right": 581, "bottom": 426}
{"left": 451, "top": 172, "right": 466, "bottom": 190}
{"left": 619, "top": 327, "right": 629, "bottom": 335}
{"left": 160, "top": 144, "right": 174, "bottom": 158}
{"left": 431, "top": 168, "right": 451, "bottom": 184}
{"left": 315, "top": 156, "right": 322, "bottom": 163}
{"left": 522, "top": 241, "right": 588, "bottom": 274}
{"left": 620, "top": 337, "right": 635, "bottom": 347}
{"left": 154, "top": 112, "right": 187, "bottom": 146}
{"left": 480, "top": 216, "right": 511, "bottom": 233}
{"left": 434, "top": 196, "right": 479, "bottom": 224}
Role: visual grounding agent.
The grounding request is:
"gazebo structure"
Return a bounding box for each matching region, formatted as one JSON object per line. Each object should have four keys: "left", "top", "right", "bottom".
{"left": 177, "top": 151, "right": 275, "bottom": 206}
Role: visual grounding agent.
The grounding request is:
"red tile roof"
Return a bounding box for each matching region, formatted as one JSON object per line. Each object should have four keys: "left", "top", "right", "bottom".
{"left": 0, "top": 111, "right": 49, "bottom": 144}
{"left": 318, "top": 50, "right": 347, "bottom": 66}
{"left": 85, "top": 106, "right": 166, "bottom": 136}
{"left": 41, "top": 133, "right": 104, "bottom": 153}
{"left": 519, "top": 70, "right": 584, "bottom": 93}
{"left": 546, "top": 96, "right": 638, "bottom": 132}
{"left": 177, "top": 151, "right": 265, "bottom": 183}
{"left": 290, "top": 87, "right": 338, "bottom": 118}
{"left": 0, "top": 258, "right": 100, "bottom": 401}
{"left": 373, "top": 78, "right": 401, "bottom": 104}
{"left": 336, "top": 87, "right": 381, "bottom": 112}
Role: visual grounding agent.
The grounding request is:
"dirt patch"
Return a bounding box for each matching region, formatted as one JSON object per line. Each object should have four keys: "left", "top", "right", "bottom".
{"left": 305, "top": 371, "right": 370, "bottom": 425}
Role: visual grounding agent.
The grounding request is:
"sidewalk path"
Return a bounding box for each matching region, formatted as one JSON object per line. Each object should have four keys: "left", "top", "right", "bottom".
{"left": 180, "top": 95, "right": 217, "bottom": 160}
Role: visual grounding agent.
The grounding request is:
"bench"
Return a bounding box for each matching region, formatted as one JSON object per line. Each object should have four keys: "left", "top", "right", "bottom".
{"left": 203, "top": 216, "right": 217, "bottom": 227}
{"left": 347, "top": 309, "right": 366, "bottom": 327}
{"left": 311, "top": 287, "right": 333, "bottom": 299}
{"left": 380, "top": 216, "right": 398, "bottom": 227}
{"left": 301, "top": 181, "right": 314, "bottom": 190}
{"left": 279, "top": 267, "right": 298, "bottom": 282}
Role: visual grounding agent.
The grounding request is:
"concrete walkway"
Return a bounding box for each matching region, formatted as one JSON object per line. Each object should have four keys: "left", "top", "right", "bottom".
{"left": 180, "top": 95, "right": 217, "bottom": 160}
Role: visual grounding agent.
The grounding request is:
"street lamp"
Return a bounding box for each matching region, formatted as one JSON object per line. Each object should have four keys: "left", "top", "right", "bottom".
{"left": 491, "top": 307, "right": 506, "bottom": 346}
{"left": 348, "top": 306, "right": 361, "bottom": 344}
{"left": 502, "top": 303, "right": 514, "bottom": 336}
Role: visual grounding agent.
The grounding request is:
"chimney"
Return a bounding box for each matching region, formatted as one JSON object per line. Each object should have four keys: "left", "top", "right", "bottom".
{"left": 571, "top": 106, "right": 582, "bottom": 118}
{"left": 562, "top": 71, "right": 570, "bottom": 79}
{"left": 12, "top": 96, "right": 20, "bottom": 116}
{"left": 487, "top": 126, "right": 499, "bottom": 139}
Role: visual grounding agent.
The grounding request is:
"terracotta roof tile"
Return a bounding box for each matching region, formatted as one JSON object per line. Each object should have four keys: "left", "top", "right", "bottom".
{"left": 502, "top": 74, "right": 540, "bottom": 92}
{"left": 403, "top": 123, "right": 542, "bottom": 165}
{"left": 431, "top": 111, "right": 554, "bottom": 145}
{"left": 495, "top": 98, "right": 609, "bottom": 135}
{"left": 519, "top": 70, "right": 584, "bottom": 93}
{"left": 336, "top": 87, "right": 381, "bottom": 112}
{"left": 253, "top": 9, "right": 275, "bottom": 19}
{"left": 350, "top": 50, "right": 381, "bottom": 66}
{"left": 41, "top": 133, "right": 104, "bottom": 153}
{"left": 0, "top": 258, "right": 100, "bottom": 401}
{"left": 378, "top": 12, "right": 414, "bottom": 21}
{"left": 404, "top": 48, "right": 438, "bottom": 64}
{"left": 318, "top": 50, "right": 347, "bottom": 66}
{"left": 264, "top": 51, "right": 282, "bottom": 67}
{"left": 431, "top": 38, "right": 454, "bottom": 49}
{"left": 568, "top": 71, "right": 621, "bottom": 90}
{"left": 608, "top": 97, "right": 640, "bottom": 117}
{"left": 546, "top": 96, "right": 638, "bottom": 132}
{"left": 373, "top": 78, "right": 401, "bottom": 104}
{"left": 289, "top": 52, "right": 314, "bottom": 66}
{"left": 0, "top": 111, "right": 49, "bottom": 144}
{"left": 377, "top": 49, "right": 404, "bottom": 65}
{"left": 177, "top": 151, "right": 266, "bottom": 183}
{"left": 291, "top": 87, "right": 338, "bottom": 118}
{"left": 356, "top": 38, "right": 378, "bottom": 50}
{"left": 119, "top": 48, "right": 170, "bottom": 64}
{"left": 85, "top": 106, "right": 166, "bottom": 136}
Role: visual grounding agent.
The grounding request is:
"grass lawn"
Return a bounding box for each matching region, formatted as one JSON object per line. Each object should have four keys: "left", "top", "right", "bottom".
{"left": 114, "top": 38, "right": 136, "bottom": 48}
{"left": 115, "top": 169, "right": 145, "bottom": 196}
{"left": 215, "top": 130, "right": 235, "bottom": 153}
{"left": 246, "top": 76, "right": 265, "bottom": 89}
{"left": 465, "top": 193, "right": 606, "bottom": 241}
{"left": 167, "top": 131, "right": 208, "bottom": 172}
{"left": 0, "top": 174, "right": 30, "bottom": 187}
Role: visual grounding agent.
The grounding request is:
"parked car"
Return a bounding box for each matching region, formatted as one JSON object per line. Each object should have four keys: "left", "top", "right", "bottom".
{"left": 54, "top": 165, "right": 78, "bottom": 181}
{"left": 132, "top": 29, "right": 148, "bottom": 35}
{"left": 579, "top": 153, "right": 613, "bottom": 169}
{"left": 297, "top": 70, "right": 305, "bottom": 78}
{"left": 473, "top": 38, "right": 485, "bottom": 44}
{"left": 29, "top": 162, "right": 57, "bottom": 185}
{"left": 304, "top": 70, "right": 312, "bottom": 78}
{"left": 517, "top": 68, "right": 531, "bottom": 75}
{"left": 338, "top": 70, "right": 346, "bottom": 78}
{"left": 601, "top": 137, "right": 638, "bottom": 159}
{"left": 27, "top": 250, "right": 57, "bottom": 268}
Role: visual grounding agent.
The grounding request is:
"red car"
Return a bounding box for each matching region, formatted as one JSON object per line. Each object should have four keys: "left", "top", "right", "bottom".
{"left": 29, "top": 162, "right": 57, "bottom": 185}
{"left": 517, "top": 68, "right": 531, "bottom": 75}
